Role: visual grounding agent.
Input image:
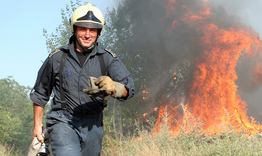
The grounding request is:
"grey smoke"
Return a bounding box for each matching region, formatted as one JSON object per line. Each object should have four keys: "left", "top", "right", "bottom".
{"left": 120, "top": 0, "right": 262, "bottom": 121}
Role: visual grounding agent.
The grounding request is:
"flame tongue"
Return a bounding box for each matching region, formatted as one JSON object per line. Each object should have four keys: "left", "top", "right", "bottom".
{"left": 188, "top": 27, "right": 261, "bottom": 134}
{"left": 153, "top": 0, "right": 262, "bottom": 136}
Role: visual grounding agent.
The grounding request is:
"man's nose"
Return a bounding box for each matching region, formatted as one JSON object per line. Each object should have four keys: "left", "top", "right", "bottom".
{"left": 84, "top": 29, "right": 90, "bottom": 37}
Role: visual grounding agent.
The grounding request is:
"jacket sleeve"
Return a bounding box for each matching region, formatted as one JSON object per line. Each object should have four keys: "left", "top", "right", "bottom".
{"left": 108, "top": 58, "right": 135, "bottom": 101}
{"left": 30, "top": 57, "right": 54, "bottom": 108}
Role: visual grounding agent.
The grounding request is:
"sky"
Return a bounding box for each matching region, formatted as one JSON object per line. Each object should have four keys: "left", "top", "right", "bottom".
{"left": 1, "top": 0, "right": 262, "bottom": 88}
{"left": 0, "top": 0, "right": 114, "bottom": 87}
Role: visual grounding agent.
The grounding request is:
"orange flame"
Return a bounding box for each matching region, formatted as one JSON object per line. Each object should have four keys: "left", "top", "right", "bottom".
{"left": 142, "top": 89, "right": 149, "bottom": 100}
{"left": 153, "top": 0, "right": 262, "bottom": 136}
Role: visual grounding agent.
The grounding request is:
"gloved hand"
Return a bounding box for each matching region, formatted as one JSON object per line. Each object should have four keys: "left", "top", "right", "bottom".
{"left": 27, "top": 129, "right": 50, "bottom": 156}
{"left": 83, "top": 77, "right": 111, "bottom": 100}
{"left": 95, "top": 76, "right": 117, "bottom": 95}
{"left": 27, "top": 137, "right": 42, "bottom": 156}
{"left": 83, "top": 76, "right": 125, "bottom": 99}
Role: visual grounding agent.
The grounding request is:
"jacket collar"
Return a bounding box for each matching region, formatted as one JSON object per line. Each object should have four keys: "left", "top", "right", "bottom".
{"left": 59, "top": 42, "right": 105, "bottom": 66}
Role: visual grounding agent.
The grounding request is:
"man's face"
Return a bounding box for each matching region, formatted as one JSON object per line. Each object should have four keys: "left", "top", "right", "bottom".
{"left": 75, "top": 26, "right": 98, "bottom": 52}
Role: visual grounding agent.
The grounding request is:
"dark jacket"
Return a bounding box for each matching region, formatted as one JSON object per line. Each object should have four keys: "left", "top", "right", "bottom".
{"left": 30, "top": 42, "right": 135, "bottom": 115}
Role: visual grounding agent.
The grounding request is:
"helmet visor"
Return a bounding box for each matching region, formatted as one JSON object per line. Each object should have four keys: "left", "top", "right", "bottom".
{"left": 74, "top": 22, "right": 103, "bottom": 29}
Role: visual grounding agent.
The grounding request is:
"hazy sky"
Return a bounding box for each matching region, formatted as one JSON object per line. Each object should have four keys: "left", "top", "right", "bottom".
{"left": 1, "top": 0, "right": 262, "bottom": 88}
{"left": 210, "top": 0, "right": 262, "bottom": 36}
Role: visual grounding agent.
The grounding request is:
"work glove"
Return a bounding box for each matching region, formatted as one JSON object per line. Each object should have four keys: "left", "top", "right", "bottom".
{"left": 27, "top": 129, "right": 50, "bottom": 156}
{"left": 27, "top": 137, "right": 41, "bottom": 156}
{"left": 83, "top": 76, "right": 125, "bottom": 100}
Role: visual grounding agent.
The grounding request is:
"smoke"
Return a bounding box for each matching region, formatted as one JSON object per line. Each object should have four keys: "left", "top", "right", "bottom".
{"left": 120, "top": 0, "right": 262, "bottom": 120}
{"left": 128, "top": 0, "right": 204, "bottom": 62}
{"left": 125, "top": 0, "right": 207, "bottom": 95}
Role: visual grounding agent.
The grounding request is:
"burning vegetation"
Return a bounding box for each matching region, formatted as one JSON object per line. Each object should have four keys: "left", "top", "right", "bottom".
{"left": 139, "top": 0, "right": 262, "bottom": 136}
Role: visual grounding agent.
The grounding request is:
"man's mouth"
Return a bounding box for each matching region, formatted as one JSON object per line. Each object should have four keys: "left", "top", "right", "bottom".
{"left": 82, "top": 39, "right": 90, "bottom": 44}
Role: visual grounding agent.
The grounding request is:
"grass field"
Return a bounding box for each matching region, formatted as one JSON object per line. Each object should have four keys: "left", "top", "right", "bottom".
{"left": 2, "top": 111, "right": 262, "bottom": 156}
{"left": 102, "top": 129, "right": 262, "bottom": 156}
{"left": 101, "top": 110, "right": 262, "bottom": 156}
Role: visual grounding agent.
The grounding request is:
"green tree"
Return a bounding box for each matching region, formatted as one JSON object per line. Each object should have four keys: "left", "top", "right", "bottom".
{"left": 0, "top": 77, "right": 34, "bottom": 154}
{"left": 43, "top": 0, "right": 84, "bottom": 53}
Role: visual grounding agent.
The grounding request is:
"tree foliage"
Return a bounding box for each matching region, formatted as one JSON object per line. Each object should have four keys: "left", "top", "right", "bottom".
{"left": 0, "top": 77, "right": 34, "bottom": 154}
{"left": 43, "top": 0, "right": 85, "bottom": 53}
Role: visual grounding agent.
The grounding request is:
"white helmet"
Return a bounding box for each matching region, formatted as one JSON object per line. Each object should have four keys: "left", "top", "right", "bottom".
{"left": 70, "top": 3, "right": 105, "bottom": 35}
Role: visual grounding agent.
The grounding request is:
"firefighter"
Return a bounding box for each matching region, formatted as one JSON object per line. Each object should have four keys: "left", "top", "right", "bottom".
{"left": 30, "top": 3, "right": 135, "bottom": 155}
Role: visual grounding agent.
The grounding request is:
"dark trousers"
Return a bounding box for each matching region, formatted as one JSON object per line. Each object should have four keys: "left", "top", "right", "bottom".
{"left": 46, "top": 110, "right": 104, "bottom": 156}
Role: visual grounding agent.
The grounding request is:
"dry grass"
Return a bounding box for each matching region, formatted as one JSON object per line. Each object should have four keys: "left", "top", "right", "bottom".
{"left": 0, "top": 142, "right": 22, "bottom": 156}
{"left": 101, "top": 107, "right": 262, "bottom": 156}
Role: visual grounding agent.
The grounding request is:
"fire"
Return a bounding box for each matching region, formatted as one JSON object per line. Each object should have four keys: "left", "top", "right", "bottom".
{"left": 151, "top": 0, "right": 262, "bottom": 136}
{"left": 142, "top": 89, "right": 148, "bottom": 100}
{"left": 173, "top": 72, "right": 177, "bottom": 80}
